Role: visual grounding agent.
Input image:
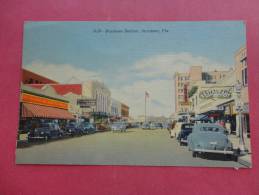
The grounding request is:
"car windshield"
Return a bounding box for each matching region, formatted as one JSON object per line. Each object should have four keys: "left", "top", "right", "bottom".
{"left": 201, "top": 126, "right": 222, "bottom": 132}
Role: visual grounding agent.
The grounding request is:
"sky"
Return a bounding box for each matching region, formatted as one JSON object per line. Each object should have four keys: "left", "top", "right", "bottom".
{"left": 23, "top": 21, "right": 246, "bottom": 117}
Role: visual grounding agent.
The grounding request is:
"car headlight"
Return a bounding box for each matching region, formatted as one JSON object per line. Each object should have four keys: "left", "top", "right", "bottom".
{"left": 69, "top": 129, "right": 72, "bottom": 132}
{"left": 40, "top": 132, "right": 44, "bottom": 134}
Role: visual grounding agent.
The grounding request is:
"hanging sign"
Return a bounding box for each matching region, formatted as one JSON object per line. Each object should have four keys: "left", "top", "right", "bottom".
{"left": 77, "top": 99, "right": 96, "bottom": 108}
{"left": 199, "top": 87, "right": 233, "bottom": 99}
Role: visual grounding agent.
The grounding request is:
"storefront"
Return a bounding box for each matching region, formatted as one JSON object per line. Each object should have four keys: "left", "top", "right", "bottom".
{"left": 19, "top": 84, "right": 74, "bottom": 133}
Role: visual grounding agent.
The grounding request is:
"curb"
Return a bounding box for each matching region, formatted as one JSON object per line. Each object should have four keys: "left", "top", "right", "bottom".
{"left": 238, "top": 155, "right": 252, "bottom": 168}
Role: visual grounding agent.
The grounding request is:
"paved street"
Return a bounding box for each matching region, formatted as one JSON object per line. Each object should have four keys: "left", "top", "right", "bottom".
{"left": 16, "top": 128, "right": 244, "bottom": 168}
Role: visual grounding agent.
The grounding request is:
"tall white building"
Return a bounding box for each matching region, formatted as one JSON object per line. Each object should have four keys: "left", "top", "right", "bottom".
{"left": 82, "top": 80, "right": 111, "bottom": 115}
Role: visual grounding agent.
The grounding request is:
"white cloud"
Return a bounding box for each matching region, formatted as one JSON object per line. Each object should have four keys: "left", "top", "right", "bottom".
{"left": 132, "top": 52, "right": 232, "bottom": 78}
{"left": 24, "top": 61, "right": 101, "bottom": 83}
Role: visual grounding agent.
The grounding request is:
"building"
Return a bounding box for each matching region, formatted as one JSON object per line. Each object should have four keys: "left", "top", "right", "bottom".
{"left": 234, "top": 46, "right": 249, "bottom": 136}
{"left": 189, "top": 46, "right": 249, "bottom": 137}
{"left": 27, "top": 80, "right": 111, "bottom": 119}
{"left": 121, "top": 103, "right": 129, "bottom": 119}
{"left": 82, "top": 80, "right": 111, "bottom": 115}
{"left": 22, "top": 69, "right": 58, "bottom": 84}
{"left": 19, "top": 84, "right": 74, "bottom": 133}
{"left": 111, "top": 98, "right": 122, "bottom": 118}
{"left": 174, "top": 66, "right": 230, "bottom": 114}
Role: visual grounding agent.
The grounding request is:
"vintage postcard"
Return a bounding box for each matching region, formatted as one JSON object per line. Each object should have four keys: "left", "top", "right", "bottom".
{"left": 16, "top": 21, "right": 251, "bottom": 168}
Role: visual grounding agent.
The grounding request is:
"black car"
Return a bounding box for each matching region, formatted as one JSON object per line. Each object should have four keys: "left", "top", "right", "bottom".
{"left": 79, "top": 122, "right": 96, "bottom": 134}
{"left": 65, "top": 122, "right": 84, "bottom": 136}
{"left": 177, "top": 123, "right": 194, "bottom": 146}
{"left": 28, "top": 122, "right": 63, "bottom": 141}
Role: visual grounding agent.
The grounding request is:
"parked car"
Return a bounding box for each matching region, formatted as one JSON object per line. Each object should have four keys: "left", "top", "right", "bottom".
{"left": 80, "top": 122, "right": 96, "bottom": 134}
{"left": 111, "top": 122, "right": 127, "bottom": 132}
{"left": 177, "top": 123, "right": 194, "bottom": 145}
{"left": 170, "top": 122, "right": 183, "bottom": 138}
{"left": 187, "top": 123, "right": 233, "bottom": 157}
{"left": 65, "top": 122, "right": 84, "bottom": 136}
{"left": 28, "top": 122, "right": 63, "bottom": 141}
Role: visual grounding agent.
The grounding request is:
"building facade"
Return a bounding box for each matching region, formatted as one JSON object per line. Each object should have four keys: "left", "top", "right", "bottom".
{"left": 174, "top": 66, "right": 230, "bottom": 114}
{"left": 189, "top": 46, "right": 249, "bottom": 137}
{"left": 111, "top": 98, "right": 122, "bottom": 117}
{"left": 82, "top": 80, "right": 111, "bottom": 115}
{"left": 121, "top": 103, "right": 130, "bottom": 119}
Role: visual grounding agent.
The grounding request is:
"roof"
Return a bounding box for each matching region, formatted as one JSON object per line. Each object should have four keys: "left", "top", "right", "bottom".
{"left": 22, "top": 69, "right": 58, "bottom": 84}
{"left": 21, "top": 84, "right": 69, "bottom": 102}
{"left": 27, "top": 84, "right": 82, "bottom": 95}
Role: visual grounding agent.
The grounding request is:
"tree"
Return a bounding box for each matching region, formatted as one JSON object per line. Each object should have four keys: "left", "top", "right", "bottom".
{"left": 188, "top": 86, "right": 198, "bottom": 98}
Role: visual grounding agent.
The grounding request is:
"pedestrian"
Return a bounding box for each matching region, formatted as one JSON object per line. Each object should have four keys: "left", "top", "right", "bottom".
{"left": 225, "top": 120, "right": 231, "bottom": 134}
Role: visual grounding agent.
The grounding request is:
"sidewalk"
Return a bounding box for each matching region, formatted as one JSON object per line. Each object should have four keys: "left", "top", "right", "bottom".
{"left": 229, "top": 134, "right": 252, "bottom": 168}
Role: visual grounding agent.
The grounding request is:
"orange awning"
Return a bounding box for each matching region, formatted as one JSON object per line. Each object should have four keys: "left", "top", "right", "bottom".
{"left": 22, "top": 103, "right": 74, "bottom": 120}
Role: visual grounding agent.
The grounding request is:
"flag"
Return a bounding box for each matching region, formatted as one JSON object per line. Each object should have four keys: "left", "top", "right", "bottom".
{"left": 145, "top": 91, "right": 149, "bottom": 98}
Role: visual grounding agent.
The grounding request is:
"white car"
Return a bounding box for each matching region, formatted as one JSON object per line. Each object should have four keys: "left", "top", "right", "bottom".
{"left": 170, "top": 122, "right": 183, "bottom": 138}
{"left": 111, "top": 122, "right": 127, "bottom": 132}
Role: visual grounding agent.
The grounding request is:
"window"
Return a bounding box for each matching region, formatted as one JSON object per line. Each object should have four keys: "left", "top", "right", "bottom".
{"left": 242, "top": 67, "right": 248, "bottom": 86}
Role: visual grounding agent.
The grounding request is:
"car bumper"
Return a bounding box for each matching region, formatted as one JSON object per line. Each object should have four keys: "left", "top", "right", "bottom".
{"left": 193, "top": 148, "right": 234, "bottom": 154}
{"left": 180, "top": 139, "right": 188, "bottom": 143}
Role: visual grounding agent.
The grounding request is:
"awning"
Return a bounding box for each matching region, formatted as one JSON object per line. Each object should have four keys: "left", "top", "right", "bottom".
{"left": 22, "top": 103, "right": 74, "bottom": 120}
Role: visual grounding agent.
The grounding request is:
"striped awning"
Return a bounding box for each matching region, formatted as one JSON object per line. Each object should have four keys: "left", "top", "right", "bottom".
{"left": 22, "top": 103, "right": 74, "bottom": 120}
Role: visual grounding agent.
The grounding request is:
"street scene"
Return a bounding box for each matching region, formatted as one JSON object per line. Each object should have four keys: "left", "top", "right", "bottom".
{"left": 17, "top": 21, "right": 251, "bottom": 167}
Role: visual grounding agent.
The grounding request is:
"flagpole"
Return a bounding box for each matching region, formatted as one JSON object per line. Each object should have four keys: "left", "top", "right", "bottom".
{"left": 145, "top": 93, "right": 146, "bottom": 123}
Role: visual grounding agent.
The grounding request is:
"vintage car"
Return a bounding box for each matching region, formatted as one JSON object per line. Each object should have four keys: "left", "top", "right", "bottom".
{"left": 79, "top": 122, "right": 96, "bottom": 134}
{"left": 111, "top": 122, "right": 127, "bottom": 132}
{"left": 187, "top": 123, "right": 233, "bottom": 157}
{"left": 65, "top": 122, "right": 84, "bottom": 136}
{"left": 28, "top": 122, "right": 63, "bottom": 141}
{"left": 170, "top": 122, "right": 183, "bottom": 138}
{"left": 177, "top": 123, "right": 194, "bottom": 145}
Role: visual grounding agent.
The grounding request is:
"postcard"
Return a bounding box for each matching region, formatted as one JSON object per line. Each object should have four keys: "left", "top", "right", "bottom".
{"left": 16, "top": 21, "right": 251, "bottom": 168}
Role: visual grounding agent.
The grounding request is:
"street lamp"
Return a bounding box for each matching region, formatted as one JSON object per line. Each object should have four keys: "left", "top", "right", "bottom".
{"left": 235, "top": 81, "right": 247, "bottom": 155}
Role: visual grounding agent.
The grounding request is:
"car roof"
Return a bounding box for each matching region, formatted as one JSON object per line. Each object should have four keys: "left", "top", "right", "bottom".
{"left": 193, "top": 123, "right": 225, "bottom": 132}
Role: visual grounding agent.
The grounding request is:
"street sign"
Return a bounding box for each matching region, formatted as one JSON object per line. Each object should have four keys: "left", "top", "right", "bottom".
{"left": 77, "top": 99, "right": 96, "bottom": 108}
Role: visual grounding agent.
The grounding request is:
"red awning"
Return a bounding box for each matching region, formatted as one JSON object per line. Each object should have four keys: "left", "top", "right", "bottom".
{"left": 22, "top": 103, "right": 74, "bottom": 120}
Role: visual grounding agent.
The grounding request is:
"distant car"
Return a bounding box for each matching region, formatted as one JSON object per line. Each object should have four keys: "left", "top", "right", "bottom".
{"left": 154, "top": 123, "right": 163, "bottom": 129}
{"left": 111, "top": 122, "right": 127, "bottom": 132}
{"left": 28, "top": 122, "right": 63, "bottom": 141}
{"left": 187, "top": 123, "right": 233, "bottom": 157}
{"left": 170, "top": 122, "right": 183, "bottom": 138}
{"left": 149, "top": 123, "right": 156, "bottom": 130}
{"left": 80, "top": 122, "right": 96, "bottom": 134}
{"left": 142, "top": 123, "right": 150, "bottom": 130}
{"left": 177, "top": 123, "right": 194, "bottom": 145}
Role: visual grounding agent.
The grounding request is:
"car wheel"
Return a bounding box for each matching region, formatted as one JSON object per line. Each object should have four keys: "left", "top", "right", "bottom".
{"left": 180, "top": 142, "right": 183, "bottom": 146}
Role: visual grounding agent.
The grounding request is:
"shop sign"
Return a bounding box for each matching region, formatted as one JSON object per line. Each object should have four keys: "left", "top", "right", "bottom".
{"left": 199, "top": 87, "right": 233, "bottom": 99}
{"left": 77, "top": 99, "right": 96, "bottom": 108}
{"left": 22, "top": 93, "right": 68, "bottom": 109}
